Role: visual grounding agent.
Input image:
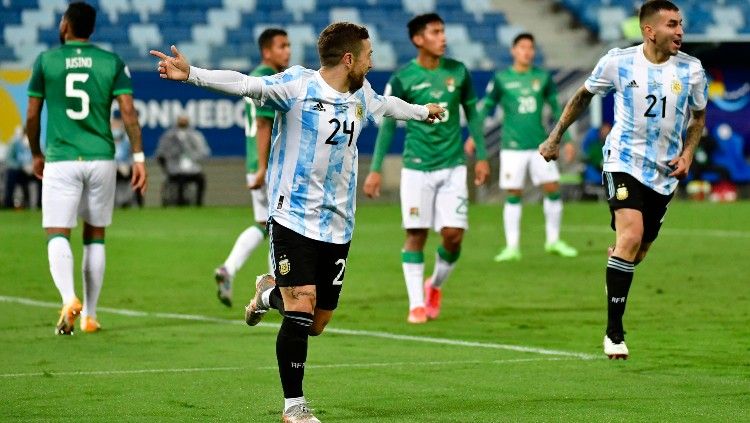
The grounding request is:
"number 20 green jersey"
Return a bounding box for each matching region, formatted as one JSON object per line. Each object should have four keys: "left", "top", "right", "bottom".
{"left": 28, "top": 41, "right": 133, "bottom": 162}
{"left": 244, "top": 64, "right": 277, "bottom": 173}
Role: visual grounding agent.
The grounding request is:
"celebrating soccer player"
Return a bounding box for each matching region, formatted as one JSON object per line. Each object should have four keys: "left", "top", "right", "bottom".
{"left": 27, "top": 1, "right": 147, "bottom": 336}
{"left": 363, "top": 13, "right": 490, "bottom": 324}
{"left": 213, "top": 28, "right": 291, "bottom": 307}
{"left": 471, "top": 32, "right": 578, "bottom": 263}
{"left": 152, "top": 22, "right": 444, "bottom": 423}
{"left": 538, "top": 0, "right": 707, "bottom": 359}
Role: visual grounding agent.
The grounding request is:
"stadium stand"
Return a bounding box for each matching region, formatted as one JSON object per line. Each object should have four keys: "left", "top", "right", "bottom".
{"left": 0, "top": 0, "right": 545, "bottom": 71}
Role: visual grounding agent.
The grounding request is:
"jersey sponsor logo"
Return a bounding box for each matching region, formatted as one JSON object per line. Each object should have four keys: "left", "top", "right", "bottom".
{"left": 410, "top": 82, "right": 432, "bottom": 91}
{"left": 65, "top": 57, "right": 92, "bottom": 69}
{"left": 430, "top": 90, "right": 443, "bottom": 99}
{"left": 504, "top": 81, "right": 521, "bottom": 89}
{"left": 626, "top": 80, "right": 639, "bottom": 88}
{"left": 616, "top": 185, "right": 629, "bottom": 200}
{"left": 278, "top": 257, "right": 291, "bottom": 275}
{"left": 312, "top": 101, "right": 326, "bottom": 112}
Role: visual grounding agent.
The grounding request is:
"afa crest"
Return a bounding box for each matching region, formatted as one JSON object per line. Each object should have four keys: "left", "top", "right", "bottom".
{"left": 616, "top": 186, "right": 629, "bottom": 201}
{"left": 278, "top": 258, "right": 291, "bottom": 275}
{"left": 445, "top": 77, "right": 455, "bottom": 93}
{"left": 532, "top": 79, "right": 541, "bottom": 92}
{"left": 409, "top": 207, "right": 419, "bottom": 217}
{"left": 671, "top": 80, "right": 682, "bottom": 95}
{"left": 355, "top": 103, "right": 364, "bottom": 121}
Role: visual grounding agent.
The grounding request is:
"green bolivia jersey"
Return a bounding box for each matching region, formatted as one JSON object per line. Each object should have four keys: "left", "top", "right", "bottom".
{"left": 245, "top": 64, "right": 277, "bottom": 173}
{"left": 481, "top": 66, "right": 564, "bottom": 150}
{"left": 384, "top": 58, "right": 482, "bottom": 171}
{"left": 27, "top": 41, "right": 133, "bottom": 162}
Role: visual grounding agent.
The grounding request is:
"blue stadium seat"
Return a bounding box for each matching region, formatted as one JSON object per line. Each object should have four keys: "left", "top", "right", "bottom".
{"left": 38, "top": 28, "right": 60, "bottom": 45}
{"left": 0, "top": 45, "right": 16, "bottom": 62}
{"left": 468, "top": 25, "right": 498, "bottom": 43}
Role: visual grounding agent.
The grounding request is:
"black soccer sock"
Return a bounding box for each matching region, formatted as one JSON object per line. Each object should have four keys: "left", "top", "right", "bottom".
{"left": 606, "top": 256, "right": 635, "bottom": 341}
{"left": 276, "top": 311, "right": 313, "bottom": 399}
{"left": 269, "top": 286, "right": 285, "bottom": 314}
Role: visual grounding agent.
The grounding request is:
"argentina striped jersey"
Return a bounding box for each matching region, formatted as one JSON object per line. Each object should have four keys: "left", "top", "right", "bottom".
{"left": 585, "top": 44, "right": 708, "bottom": 195}
{"left": 187, "top": 65, "right": 429, "bottom": 243}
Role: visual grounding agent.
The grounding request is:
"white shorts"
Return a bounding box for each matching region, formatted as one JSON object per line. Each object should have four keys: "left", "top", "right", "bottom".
{"left": 499, "top": 150, "right": 560, "bottom": 190}
{"left": 42, "top": 160, "right": 117, "bottom": 228}
{"left": 400, "top": 165, "right": 469, "bottom": 232}
{"left": 246, "top": 173, "right": 269, "bottom": 223}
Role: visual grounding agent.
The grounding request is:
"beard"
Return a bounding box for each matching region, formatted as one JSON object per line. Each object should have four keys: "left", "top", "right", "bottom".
{"left": 349, "top": 71, "right": 366, "bottom": 93}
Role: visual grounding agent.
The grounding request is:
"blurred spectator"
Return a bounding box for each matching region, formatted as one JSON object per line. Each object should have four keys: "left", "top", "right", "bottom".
{"left": 155, "top": 115, "right": 210, "bottom": 206}
{"left": 708, "top": 123, "right": 750, "bottom": 201}
{"left": 3, "top": 126, "right": 41, "bottom": 209}
{"left": 112, "top": 116, "right": 144, "bottom": 208}
{"left": 621, "top": 7, "right": 642, "bottom": 43}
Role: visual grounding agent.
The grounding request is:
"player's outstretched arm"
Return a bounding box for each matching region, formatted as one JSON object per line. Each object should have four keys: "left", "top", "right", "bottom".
{"left": 150, "top": 45, "right": 190, "bottom": 80}
{"left": 249, "top": 116, "right": 273, "bottom": 190}
{"left": 669, "top": 108, "right": 706, "bottom": 179}
{"left": 539, "top": 86, "right": 594, "bottom": 162}
{"left": 26, "top": 96, "right": 44, "bottom": 179}
{"left": 117, "top": 94, "right": 148, "bottom": 194}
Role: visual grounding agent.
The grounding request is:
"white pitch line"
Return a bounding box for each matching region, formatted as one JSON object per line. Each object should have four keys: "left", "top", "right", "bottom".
{"left": 0, "top": 358, "right": 567, "bottom": 379}
{"left": 0, "top": 295, "right": 599, "bottom": 360}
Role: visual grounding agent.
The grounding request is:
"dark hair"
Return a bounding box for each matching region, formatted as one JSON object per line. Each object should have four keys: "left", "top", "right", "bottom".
{"left": 258, "top": 28, "right": 287, "bottom": 52}
{"left": 407, "top": 13, "right": 444, "bottom": 39}
{"left": 64, "top": 2, "right": 96, "bottom": 39}
{"left": 512, "top": 32, "right": 535, "bottom": 46}
{"left": 639, "top": 0, "right": 679, "bottom": 23}
{"left": 317, "top": 22, "right": 369, "bottom": 67}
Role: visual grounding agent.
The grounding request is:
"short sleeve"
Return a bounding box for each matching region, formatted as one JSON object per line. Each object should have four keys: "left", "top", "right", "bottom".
{"left": 112, "top": 57, "right": 134, "bottom": 97}
{"left": 688, "top": 64, "right": 708, "bottom": 111}
{"left": 585, "top": 49, "right": 617, "bottom": 95}
{"left": 257, "top": 66, "right": 306, "bottom": 112}
{"left": 27, "top": 54, "right": 45, "bottom": 98}
{"left": 364, "top": 80, "right": 387, "bottom": 124}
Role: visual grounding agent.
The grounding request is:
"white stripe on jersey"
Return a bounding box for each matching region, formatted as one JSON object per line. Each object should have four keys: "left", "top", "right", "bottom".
{"left": 585, "top": 44, "right": 708, "bottom": 195}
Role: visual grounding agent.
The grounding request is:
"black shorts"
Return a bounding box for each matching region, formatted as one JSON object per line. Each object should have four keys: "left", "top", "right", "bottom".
{"left": 604, "top": 172, "right": 674, "bottom": 244}
{"left": 268, "top": 219, "right": 350, "bottom": 311}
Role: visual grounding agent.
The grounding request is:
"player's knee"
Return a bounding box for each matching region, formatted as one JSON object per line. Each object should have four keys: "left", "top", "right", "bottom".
{"left": 308, "top": 324, "right": 325, "bottom": 336}
{"left": 441, "top": 229, "right": 463, "bottom": 249}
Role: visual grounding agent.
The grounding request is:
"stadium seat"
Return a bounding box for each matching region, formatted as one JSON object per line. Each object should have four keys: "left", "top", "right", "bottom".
{"left": 448, "top": 41, "right": 490, "bottom": 70}
{"left": 403, "top": 0, "right": 436, "bottom": 16}
{"left": 12, "top": 42, "right": 46, "bottom": 66}
{"left": 372, "top": 41, "right": 397, "bottom": 70}
{"left": 177, "top": 42, "right": 210, "bottom": 67}
{"left": 21, "top": 8, "right": 55, "bottom": 28}
{"left": 192, "top": 24, "right": 226, "bottom": 46}
{"left": 329, "top": 8, "right": 362, "bottom": 25}
{"left": 461, "top": 0, "right": 492, "bottom": 17}
{"left": 128, "top": 24, "right": 162, "bottom": 51}
{"left": 497, "top": 24, "right": 524, "bottom": 47}
{"left": 224, "top": 0, "right": 257, "bottom": 12}
{"left": 99, "top": 0, "right": 130, "bottom": 24}
{"left": 208, "top": 8, "right": 241, "bottom": 29}
{"left": 131, "top": 0, "right": 165, "bottom": 22}
{"left": 597, "top": 7, "right": 626, "bottom": 41}
{"left": 705, "top": 24, "right": 738, "bottom": 39}
{"left": 3, "top": 24, "right": 38, "bottom": 46}
{"left": 38, "top": 0, "right": 68, "bottom": 13}
{"left": 0, "top": 45, "right": 16, "bottom": 62}
{"left": 445, "top": 24, "right": 470, "bottom": 43}
{"left": 282, "top": 0, "right": 316, "bottom": 22}
{"left": 712, "top": 6, "right": 744, "bottom": 30}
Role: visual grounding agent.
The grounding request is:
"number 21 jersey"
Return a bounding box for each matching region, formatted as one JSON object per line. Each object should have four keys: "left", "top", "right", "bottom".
{"left": 585, "top": 44, "right": 708, "bottom": 195}
{"left": 28, "top": 41, "right": 133, "bottom": 162}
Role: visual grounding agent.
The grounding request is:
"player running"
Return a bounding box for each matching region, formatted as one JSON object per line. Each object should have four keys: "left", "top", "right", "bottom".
{"left": 214, "top": 28, "right": 290, "bottom": 307}
{"left": 363, "top": 13, "right": 490, "bottom": 324}
{"left": 27, "top": 1, "right": 147, "bottom": 335}
{"left": 152, "top": 22, "right": 443, "bottom": 423}
{"left": 539, "top": 0, "right": 707, "bottom": 359}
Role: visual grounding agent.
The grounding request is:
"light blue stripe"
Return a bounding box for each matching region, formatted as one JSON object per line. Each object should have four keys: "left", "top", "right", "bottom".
{"left": 643, "top": 66, "right": 663, "bottom": 184}
{"left": 617, "top": 55, "right": 635, "bottom": 176}
{"left": 289, "top": 83, "right": 322, "bottom": 235}
{"left": 269, "top": 113, "right": 288, "bottom": 219}
{"left": 319, "top": 95, "right": 349, "bottom": 242}
{"left": 343, "top": 93, "right": 366, "bottom": 241}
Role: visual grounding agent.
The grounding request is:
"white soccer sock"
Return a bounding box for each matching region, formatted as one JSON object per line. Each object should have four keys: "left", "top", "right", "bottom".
{"left": 48, "top": 237, "right": 76, "bottom": 304}
{"left": 430, "top": 251, "right": 456, "bottom": 289}
{"left": 82, "top": 242, "right": 105, "bottom": 318}
{"left": 543, "top": 197, "right": 563, "bottom": 245}
{"left": 402, "top": 260, "right": 425, "bottom": 309}
{"left": 223, "top": 226, "right": 265, "bottom": 276}
{"left": 503, "top": 202, "right": 522, "bottom": 249}
{"left": 284, "top": 396, "right": 306, "bottom": 413}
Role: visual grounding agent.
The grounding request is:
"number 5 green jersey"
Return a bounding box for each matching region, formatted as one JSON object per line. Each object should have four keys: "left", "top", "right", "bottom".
{"left": 371, "top": 58, "right": 487, "bottom": 172}
{"left": 27, "top": 41, "right": 133, "bottom": 162}
{"left": 480, "top": 67, "right": 567, "bottom": 151}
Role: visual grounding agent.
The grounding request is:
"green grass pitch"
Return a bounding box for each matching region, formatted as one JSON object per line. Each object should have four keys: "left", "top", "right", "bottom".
{"left": 1, "top": 201, "right": 749, "bottom": 421}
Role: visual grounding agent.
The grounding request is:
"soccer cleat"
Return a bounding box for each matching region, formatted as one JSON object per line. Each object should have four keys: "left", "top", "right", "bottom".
{"left": 545, "top": 240, "right": 579, "bottom": 258}
{"left": 80, "top": 316, "right": 101, "bottom": 333}
{"left": 407, "top": 306, "right": 427, "bottom": 324}
{"left": 603, "top": 334, "right": 629, "bottom": 360}
{"left": 282, "top": 404, "right": 321, "bottom": 423}
{"left": 423, "top": 278, "right": 442, "bottom": 320}
{"left": 55, "top": 297, "right": 82, "bottom": 336}
{"left": 493, "top": 246, "right": 521, "bottom": 262}
{"left": 214, "top": 266, "right": 233, "bottom": 307}
{"left": 244, "top": 273, "right": 276, "bottom": 326}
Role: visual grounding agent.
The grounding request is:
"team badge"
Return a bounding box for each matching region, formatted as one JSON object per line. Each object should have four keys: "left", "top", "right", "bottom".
{"left": 278, "top": 258, "right": 291, "bottom": 275}
{"left": 616, "top": 185, "right": 629, "bottom": 200}
{"left": 671, "top": 80, "right": 682, "bottom": 94}
{"left": 355, "top": 103, "right": 364, "bottom": 120}
{"left": 445, "top": 77, "right": 455, "bottom": 93}
{"left": 409, "top": 207, "right": 419, "bottom": 217}
{"left": 532, "top": 79, "right": 540, "bottom": 92}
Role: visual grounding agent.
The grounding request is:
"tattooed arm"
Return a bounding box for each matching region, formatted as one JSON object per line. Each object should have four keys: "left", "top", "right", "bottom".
{"left": 539, "top": 86, "right": 595, "bottom": 162}
{"left": 669, "top": 108, "right": 706, "bottom": 179}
